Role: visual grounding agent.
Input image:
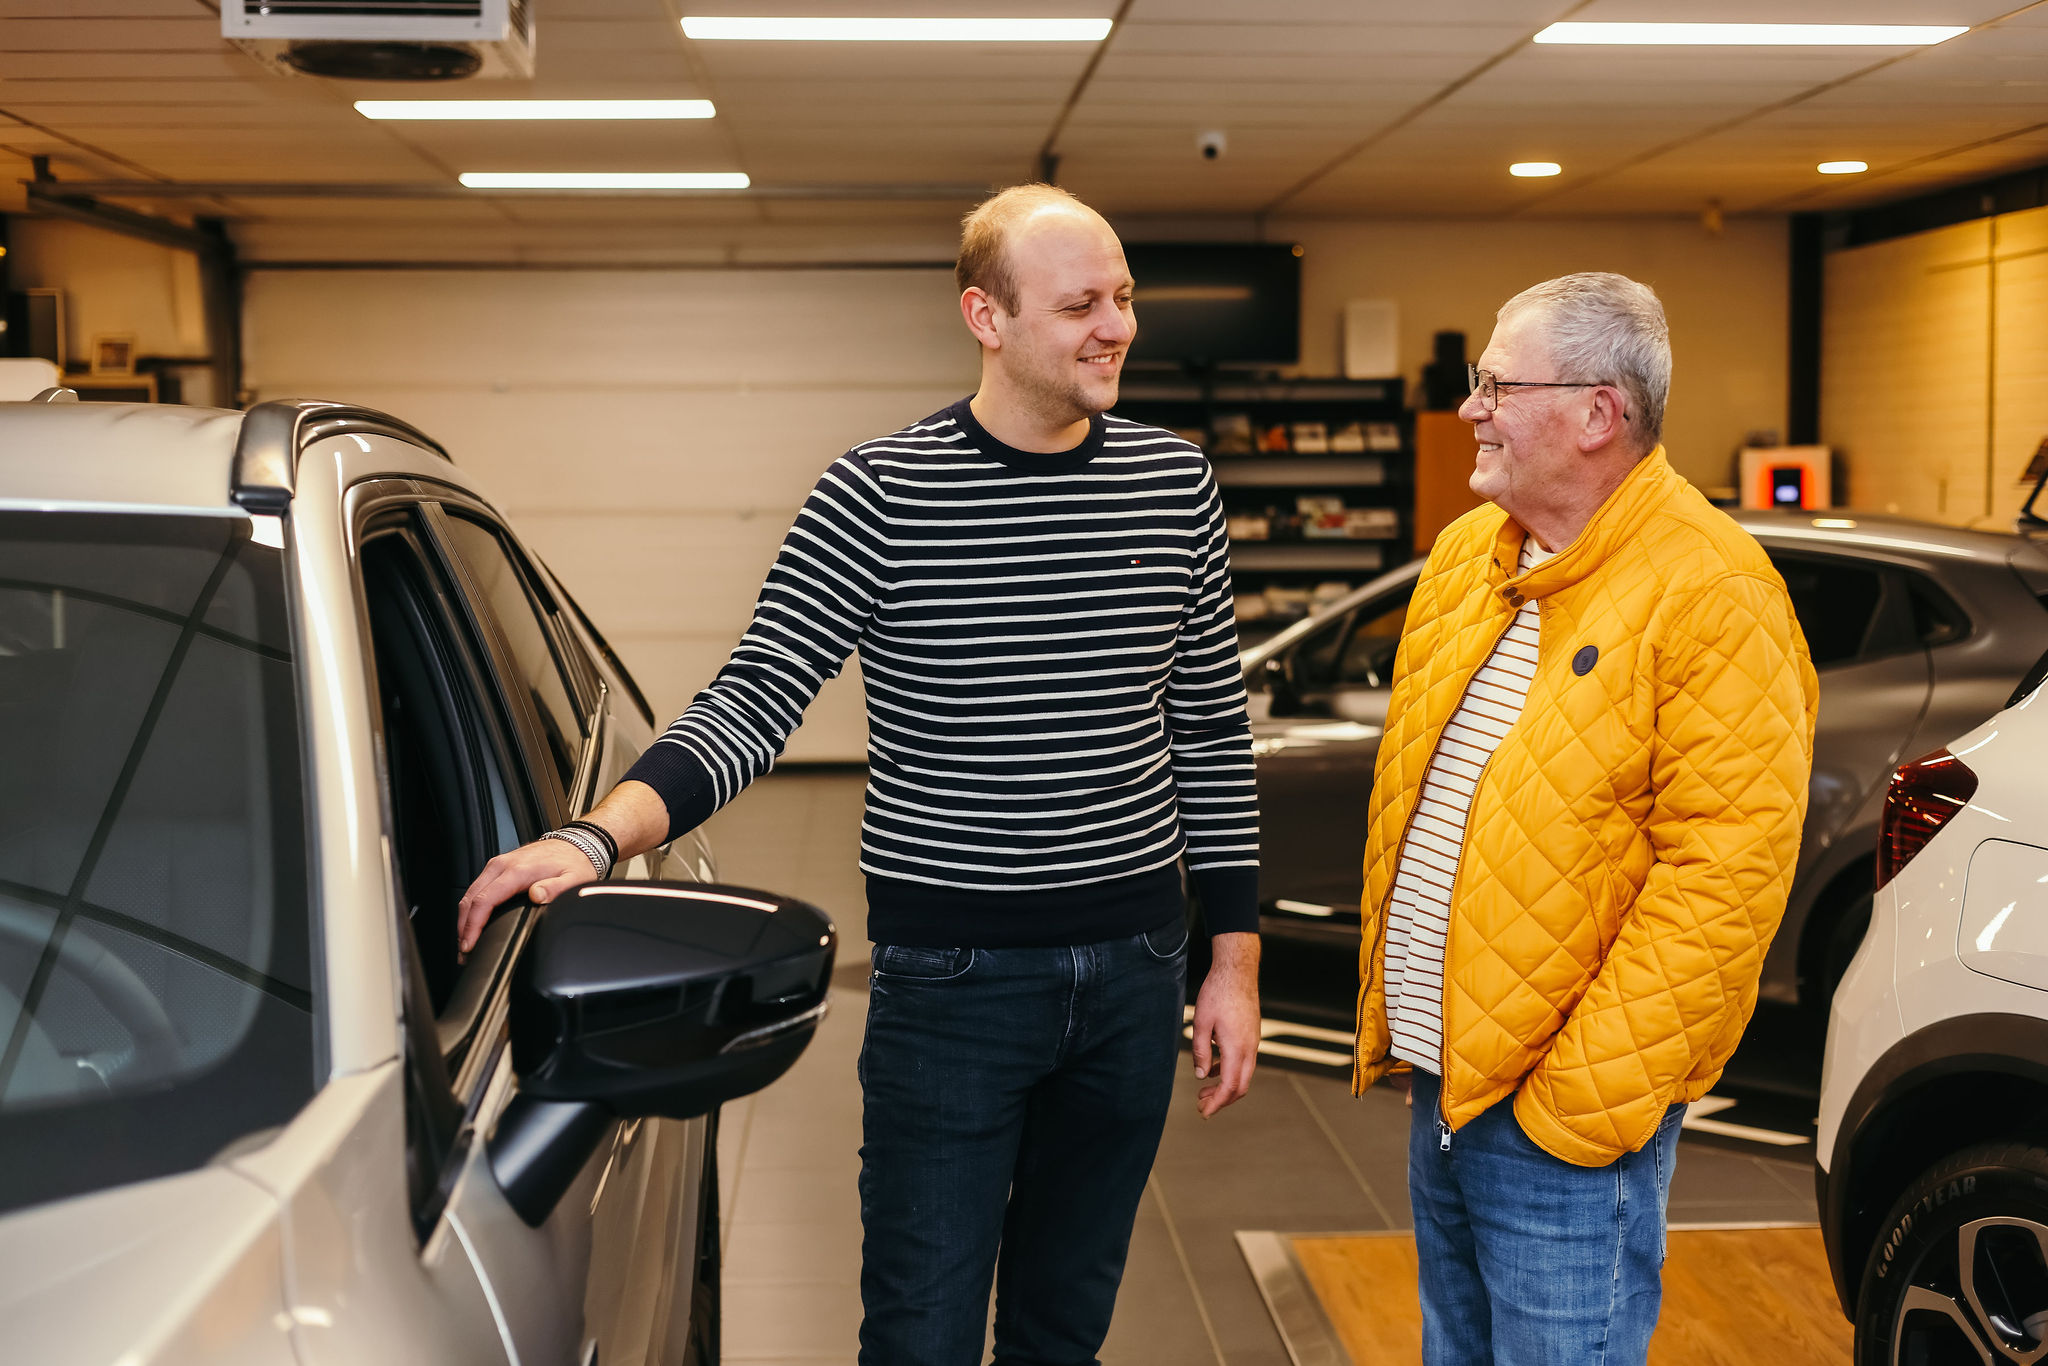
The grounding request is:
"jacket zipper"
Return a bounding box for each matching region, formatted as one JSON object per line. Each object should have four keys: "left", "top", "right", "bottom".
{"left": 1432, "top": 597, "right": 1538, "bottom": 1148}
{"left": 1366, "top": 606, "right": 1522, "bottom": 1105}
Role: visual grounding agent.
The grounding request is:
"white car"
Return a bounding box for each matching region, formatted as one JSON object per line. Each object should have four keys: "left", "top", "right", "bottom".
{"left": 1817, "top": 640, "right": 2048, "bottom": 1364}
{"left": 0, "top": 394, "right": 834, "bottom": 1364}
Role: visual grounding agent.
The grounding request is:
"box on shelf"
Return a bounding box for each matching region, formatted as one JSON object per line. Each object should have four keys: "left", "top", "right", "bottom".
{"left": 1226, "top": 513, "right": 1272, "bottom": 541}
{"left": 1211, "top": 413, "right": 1253, "bottom": 455}
{"left": 1257, "top": 424, "right": 1291, "bottom": 453}
{"left": 1365, "top": 421, "right": 1402, "bottom": 452}
{"left": 1329, "top": 422, "right": 1368, "bottom": 452}
{"left": 1296, "top": 494, "right": 1344, "bottom": 515}
{"left": 1290, "top": 421, "right": 1329, "bottom": 453}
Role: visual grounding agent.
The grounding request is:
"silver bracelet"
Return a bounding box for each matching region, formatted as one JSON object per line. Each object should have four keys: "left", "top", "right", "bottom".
{"left": 542, "top": 827, "right": 611, "bottom": 879}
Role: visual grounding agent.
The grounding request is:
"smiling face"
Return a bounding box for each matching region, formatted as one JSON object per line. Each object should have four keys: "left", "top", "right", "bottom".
{"left": 983, "top": 206, "right": 1136, "bottom": 426}
{"left": 1458, "top": 308, "right": 1590, "bottom": 529}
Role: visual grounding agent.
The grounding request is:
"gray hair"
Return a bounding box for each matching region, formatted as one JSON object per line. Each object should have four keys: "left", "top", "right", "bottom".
{"left": 1498, "top": 272, "right": 1671, "bottom": 447}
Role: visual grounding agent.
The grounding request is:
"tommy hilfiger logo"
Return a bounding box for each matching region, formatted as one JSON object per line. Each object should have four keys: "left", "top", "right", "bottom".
{"left": 1573, "top": 645, "right": 1600, "bottom": 676}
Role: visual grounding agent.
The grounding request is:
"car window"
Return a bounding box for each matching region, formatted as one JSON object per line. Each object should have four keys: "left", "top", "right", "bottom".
{"left": 1290, "top": 611, "right": 1350, "bottom": 691}
{"left": 1337, "top": 590, "right": 1413, "bottom": 686}
{"left": 1907, "top": 575, "right": 1969, "bottom": 648}
{"left": 358, "top": 518, "right": 533, "bottom": 1020}
{"left": 435, "top": 513, "right": 587, "bottom": 796}
{"left": 0, "top": 512, "right": 312, "bottom": 1214}
{"left": 1770, "top": 553, "right": 1885, "bottom": 669}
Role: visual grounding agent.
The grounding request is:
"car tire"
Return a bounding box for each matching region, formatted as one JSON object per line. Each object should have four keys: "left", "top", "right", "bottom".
{"left": 1855, "top": 1140, "right": 2048, "bottom": 1365}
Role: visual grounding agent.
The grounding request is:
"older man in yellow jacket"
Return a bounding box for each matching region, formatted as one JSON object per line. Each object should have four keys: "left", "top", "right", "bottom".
{"left": 1356, "top": 272, "right": 1818, "bottom": 1365}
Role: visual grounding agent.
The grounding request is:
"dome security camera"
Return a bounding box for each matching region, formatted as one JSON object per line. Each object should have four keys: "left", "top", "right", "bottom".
{"left": 1197, "top": 130, "right": 1227, "bottom": 161}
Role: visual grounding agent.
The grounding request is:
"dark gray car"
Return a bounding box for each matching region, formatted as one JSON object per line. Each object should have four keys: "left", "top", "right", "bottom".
{"left": 1227, "top": 510, "right": 2048, "bottom": 1028}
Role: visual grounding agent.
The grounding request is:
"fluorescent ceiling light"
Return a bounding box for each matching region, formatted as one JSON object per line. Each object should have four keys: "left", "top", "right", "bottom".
{"left": 358, "top": 100, "right": 715, "bottom": 120}
{"left": 1510, "top": 162, "right": 1561, "bottom": 178}
{"left": 1535, "top": 22, "right": 1967, "bottom": 45}
{"left": 1818, "top": 160, "right": 1869, "bottom": 174}
{"left": 680, "top": 16, "right": 1113, "bottom": 42}
{"left": 459, "top": 172, "right": 751, "bottom": 190}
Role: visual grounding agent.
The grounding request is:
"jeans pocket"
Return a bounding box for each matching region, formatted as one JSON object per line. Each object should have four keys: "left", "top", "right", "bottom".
{"left": 1141, "top": 918, "right": 1191, "bottom": 961}
{"left": 871, "top": 944, "right": 975, "bottom": 982}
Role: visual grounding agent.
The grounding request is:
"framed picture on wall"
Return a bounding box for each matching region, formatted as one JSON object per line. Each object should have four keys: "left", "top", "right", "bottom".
{"left": 90, "top": 334, "right": 138, "bottom": 376}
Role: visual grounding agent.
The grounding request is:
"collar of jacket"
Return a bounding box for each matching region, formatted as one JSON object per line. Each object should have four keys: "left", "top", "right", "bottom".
{"left": 1486, "top": 445, "right": 1678, "bottom": 608}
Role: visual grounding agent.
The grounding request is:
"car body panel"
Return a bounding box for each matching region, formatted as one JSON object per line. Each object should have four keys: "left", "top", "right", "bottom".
{"left": 1956, "top": 839, "right": 2048, "bottom": 992}
{"left": 227, "top": 1065, "right": 511, "bottom": 1365}
{"left": 0, "top": 401, "right": 729, "bottom": 1366}
{"left": 0, "top": 1165, "right": 295, "bottom": 1366}
{"left": 0, "top": 403, "right": 246, "bottom": 514}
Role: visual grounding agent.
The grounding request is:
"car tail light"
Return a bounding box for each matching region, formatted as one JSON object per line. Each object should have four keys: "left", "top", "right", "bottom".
{"left": 1876, "top": 748, "right": 1979, "bottom": 890}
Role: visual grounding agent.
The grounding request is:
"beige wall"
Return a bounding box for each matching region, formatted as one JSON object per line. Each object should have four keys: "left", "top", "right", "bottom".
{"left": 244, "top": 266, "right": 978, "bottom": 762}
{"left": 1823, "top": 204, "right": 2048, "bottom": 528}
{"left": 1278, "top": 216, "right": 1791, "bottom": 493}
{"left": 237, "top": 212, "right": 1794, "bottom": 763}
{"left": 8, "top": 218, "right": 209, "bottom": 369}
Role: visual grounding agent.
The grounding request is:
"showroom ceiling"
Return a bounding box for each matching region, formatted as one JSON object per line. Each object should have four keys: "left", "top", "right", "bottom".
{"left": 1, "top": 0, "right": 2045, "bottom": 224}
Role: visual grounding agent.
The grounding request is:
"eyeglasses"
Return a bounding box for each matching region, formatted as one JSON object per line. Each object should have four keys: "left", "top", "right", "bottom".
{"left": 1467, "top": 363, "right": 1631, "bottom": 421}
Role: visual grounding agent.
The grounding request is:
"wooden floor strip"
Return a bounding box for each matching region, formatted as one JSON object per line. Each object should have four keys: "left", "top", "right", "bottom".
{"left": 1240, "top": 1225, "right": 1854, "bottom": 1366}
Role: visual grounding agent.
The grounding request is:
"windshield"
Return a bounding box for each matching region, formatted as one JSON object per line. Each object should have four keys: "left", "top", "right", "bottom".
{"left": 0, "top": 512, "right": 311, "bottom": 1214}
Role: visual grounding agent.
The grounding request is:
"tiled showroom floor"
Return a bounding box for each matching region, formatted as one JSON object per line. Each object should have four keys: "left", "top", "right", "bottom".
{"left": 703, "top": 768, "right": 1822, "bottom": 1366}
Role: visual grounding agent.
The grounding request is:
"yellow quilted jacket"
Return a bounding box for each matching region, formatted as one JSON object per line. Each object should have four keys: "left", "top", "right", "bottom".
{"left": 1353, "top": 447, "right": 1818, "bottom": 1167}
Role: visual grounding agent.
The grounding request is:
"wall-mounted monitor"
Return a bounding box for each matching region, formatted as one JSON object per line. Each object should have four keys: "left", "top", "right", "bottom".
{"left": 1124, "top": 243, "right": 1301, "bottom": 368}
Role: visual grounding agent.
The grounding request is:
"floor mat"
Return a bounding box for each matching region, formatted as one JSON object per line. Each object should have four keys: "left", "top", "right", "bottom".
{"left": 1238, "top": 1224, "right": 1853, "bottom": 1364}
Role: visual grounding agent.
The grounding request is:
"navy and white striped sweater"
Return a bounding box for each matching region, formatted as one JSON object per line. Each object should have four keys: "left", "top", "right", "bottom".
{"left": 622, "top": 397, "right": 1260, "bottom": 947}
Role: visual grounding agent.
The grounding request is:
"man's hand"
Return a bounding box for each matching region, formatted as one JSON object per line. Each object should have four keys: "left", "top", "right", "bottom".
{"left": 456, "top": 781, "right": 673, "bottom": 955}
{"left": 457, "top": 839, "right": 598, "bottom": 954}
{"left": 1190, "top": 931, "right": 1260, "bottom": 1118}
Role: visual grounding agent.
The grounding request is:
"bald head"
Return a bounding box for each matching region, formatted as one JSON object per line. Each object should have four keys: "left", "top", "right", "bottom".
{"left": 956, "top": 183, "right": 1111, "bottom": 317}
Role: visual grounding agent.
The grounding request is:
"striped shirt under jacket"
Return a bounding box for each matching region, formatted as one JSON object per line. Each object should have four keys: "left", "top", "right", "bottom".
{"left": 622, "top": 397, "right": 1260, "bottom": 947}
{"left": 1386, "top": 536, "right": 1553, "bottom": 1073}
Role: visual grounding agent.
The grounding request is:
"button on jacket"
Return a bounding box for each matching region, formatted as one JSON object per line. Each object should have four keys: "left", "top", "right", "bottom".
{"left": 1353, "top": 447, "right": 1819, "bottom": 1167}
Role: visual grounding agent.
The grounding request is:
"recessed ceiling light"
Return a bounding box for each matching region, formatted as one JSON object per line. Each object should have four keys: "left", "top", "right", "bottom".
{"left": 1818, "top": 160, "right": 1869, "bottom": 174}
{"left": 680, "top": 16, "right": 1113, "bottom": 42}
{"left": 459, "top": 172, "right": 751, "bottom": 190}
{"left": 1534, "top": 22, "right": 1967, "bottom": 45}
{"left": 358, "top": 100, "right": 715, "bottom": 120}
{"left": 1510, "top": 162, "right": 1562, "bottom": 178}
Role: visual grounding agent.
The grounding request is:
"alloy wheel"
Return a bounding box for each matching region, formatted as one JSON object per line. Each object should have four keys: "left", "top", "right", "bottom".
{"left": 1891, "top": 1217, "right": 2048, "bottom": 1365}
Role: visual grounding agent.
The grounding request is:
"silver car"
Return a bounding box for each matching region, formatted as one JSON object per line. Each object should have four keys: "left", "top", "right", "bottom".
{"left": 1229, "top": 510, "right": 2048, "bottom": 1027}
{"left": 0, "top": 396, "right": 833, "bottom": 1364}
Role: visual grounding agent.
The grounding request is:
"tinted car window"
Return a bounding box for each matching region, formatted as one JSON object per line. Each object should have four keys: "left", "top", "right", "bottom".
{"left": 1771, "top": 554, "right": 1883, "bottom": 668}
{"left": 1907, "top": 575, "right": 1969, "bottom": 648}
{"left": 1337, "top": 591, "right": 1413, "bottom": 685}
{"left": 436, "top": 514, "right": 586, "bottom": 792}
{"left": 0, "top": 513, "right": 311, "bottom": 1213}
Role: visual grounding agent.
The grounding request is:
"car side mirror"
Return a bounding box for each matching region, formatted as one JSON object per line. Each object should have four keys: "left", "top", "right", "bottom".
{"left": 1263, "top": 654, "right": 1302, "bottom": 718}
{"left": 489, "top": 881, "right": 835, "bottom": 1225}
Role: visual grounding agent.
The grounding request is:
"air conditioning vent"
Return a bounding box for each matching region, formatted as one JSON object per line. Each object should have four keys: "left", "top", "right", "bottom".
{"left": 222, "top": 0, "right": 534, "bottom": 80}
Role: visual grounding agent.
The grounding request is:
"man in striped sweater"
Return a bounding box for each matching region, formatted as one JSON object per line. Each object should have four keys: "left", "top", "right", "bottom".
{"left": 458, "top": 183, "right": 1262, "bottom": 1365}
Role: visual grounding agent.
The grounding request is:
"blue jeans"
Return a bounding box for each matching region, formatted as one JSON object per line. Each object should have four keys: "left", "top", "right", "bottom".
{"left": 856, "top": 923, "right": 1188, "bottom": 1366}
{"left": 1408, "top": 1070, "right": 1686, "bottom": 1366}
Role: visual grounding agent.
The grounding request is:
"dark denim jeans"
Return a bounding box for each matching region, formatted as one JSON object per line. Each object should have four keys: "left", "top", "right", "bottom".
{"left": 856, "top": 922, "right": 1189, "bottom": 1366}
{"left": 1408, "top": 1070, "right": 1686, "bottom": 1366}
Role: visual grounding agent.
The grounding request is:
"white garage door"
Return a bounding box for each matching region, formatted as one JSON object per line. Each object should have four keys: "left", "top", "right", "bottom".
{"left": 244, "top": 267, "right": 978, "bottom": 761}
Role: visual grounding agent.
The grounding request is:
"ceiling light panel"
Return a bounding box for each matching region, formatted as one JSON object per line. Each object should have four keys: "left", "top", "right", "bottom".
{"left": 1510, "top": 162, "right": 1562, "bottom": 177}
{"left": 680, "top": 16, "right": 1113, "bottom": 42}
{"left": 358, "top": 100, "right": 716, "bottom": 120}
{"left": 460, "top": 172, "right": 751, "bottom": 190}
{"left": 1818, "top": 160, "right": 1870, "bottom": 173}
{"left": 1534, "top": 23, "right": 1968, "bottom": 46}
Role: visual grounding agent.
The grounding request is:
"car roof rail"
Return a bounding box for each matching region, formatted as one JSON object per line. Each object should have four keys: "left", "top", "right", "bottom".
{"left": 231, "top": 399, "right": 452, "bottom": 515}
